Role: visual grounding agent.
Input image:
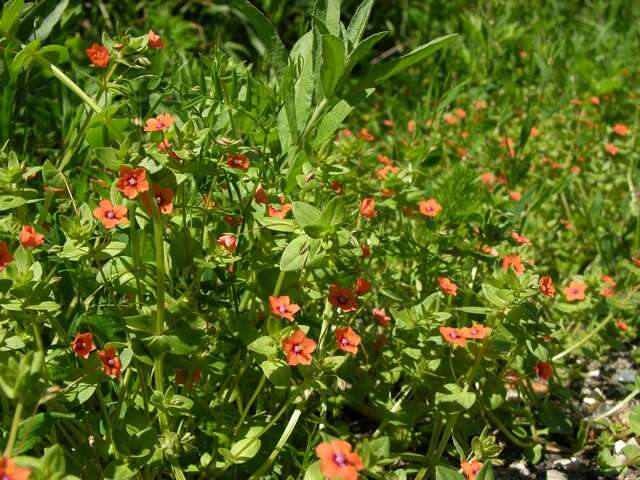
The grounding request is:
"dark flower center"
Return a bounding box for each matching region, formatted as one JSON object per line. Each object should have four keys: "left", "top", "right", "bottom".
{"left": 340, "top": 337, "right": 349, "bottom": 345}
{"left": 156, "top": 196, "right": 163, "bottom": 204}
{"left": 337, "top": 295, "right": 348, "bottom": 304}
{"left": 106, "top": 210, "right": 116, "bottom": 219}
{"left": 333, "top": 453, "right": 347, "bottom": 466}
{"left": 293, "top": 344, "right": 302, "bottom": 353}
{"left": 278, "top": 305, "right": 288, "bottom": 314}
{"left": 128, "top": 177, "right": 137, "bottom": 186}
{"left": 107, "top": 358, "right": 115, "bottom": 367}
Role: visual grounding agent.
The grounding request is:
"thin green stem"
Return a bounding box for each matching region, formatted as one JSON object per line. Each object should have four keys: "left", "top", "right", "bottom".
{"left": 3, "top": 400, "right": 23, "bottom": 457}
{"left": 553, "top": 314, "right": 613, "bottom": 361}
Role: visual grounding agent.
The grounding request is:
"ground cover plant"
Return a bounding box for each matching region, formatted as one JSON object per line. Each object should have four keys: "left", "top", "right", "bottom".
{"left": 0, "top": 0, "right": 639, "bottom": 479}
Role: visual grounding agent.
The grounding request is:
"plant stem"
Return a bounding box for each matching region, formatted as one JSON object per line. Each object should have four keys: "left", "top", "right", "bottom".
{"left": 3, "top": 400, "right": 23, "bottom": 457}
{"left": 553, "top": 314, "right": 613, "bottom": 361}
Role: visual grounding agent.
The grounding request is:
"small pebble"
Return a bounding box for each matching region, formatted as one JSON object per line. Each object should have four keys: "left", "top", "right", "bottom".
{"left": 546, "top": 469, "right": 568, "bottom": 480}
{"left": 510, "top": 461, "right": 530, "bottom": 476}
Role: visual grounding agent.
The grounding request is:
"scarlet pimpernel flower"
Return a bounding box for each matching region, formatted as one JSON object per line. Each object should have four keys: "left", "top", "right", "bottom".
{"left": 539, "top": 276, "right": 556, "bottom": 297}
{"left": 86, "top": 43, "right": 109, "bottom": 68}
{"left": 335, "top": 326, "right": 361, "bottom": 354}
{"left": 563, "top": 280, "right": 586, "bottom": 301}
{"left": 148, "top": 30, "right": 166, "bottom": 49}
{"left": 461, "top": 460, "right": 483, "bottom": 480}
{"left": 439, "top": 326, "right": 466, "bottom": 347}
{"left": 534, "top": 361, "right": 552, "bottom": 380}
{"left": 0, "top": 242, "right": 13, "bottom": 271}
{"left": 328, "top": 284, "right": 358, "bottom": 312}
{"left": 502, "top": 255, "right": 525, "bottom": 276}
{"left": 438, "top": 276, "right": 458, "bottom": 296}
{"left": 217, "top": 234, "right": 237, "bottom": 254}
{"left": 117, "top": 166, "right": 149, "bottom": 199}
{"left": 93, "top": 200, "right": 128, "bottom": 229}
{"left": 72, "top": 332, "right": 96, "bottom": 359}
{"left": 355, "top": 277, "right": 370, "bottom": 296}
{"left": 359, "top": 197, "right": 376, "bottom": 219}
{"left": 98, "top": 347, "right": 122, "bottom": 379}
{"left": 316, "top": 439, "right": 363, "bottom": 480}
{"left": 282, "top": 330, "right": 316, "bottom": 366}
{"left": 460, "top": 324, "right": 491, "bottom": 340}
{"left": 19, "top": 225, "right": 44, "bottom": 248}
{"left": 144, "top": 113, "right": 175, "bottom": 132}
{"left": 142, "top": 184, "right": 174, "bottom": 215}
{"left": 418, "top": 198, "right": 442, "bottom": 217}
{"left": 372, "top": 308, "right": 391, "bottom": 327}
{"left": 0, "top": 457, "right": 31, "bottom": 480}
{"left": 226, "top": 153, "right": 250, "bottom": 170}
{"left": 269, "top": 295, "right": 300, "bottom": 322}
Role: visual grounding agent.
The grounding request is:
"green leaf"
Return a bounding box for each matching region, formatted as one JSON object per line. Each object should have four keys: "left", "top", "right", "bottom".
{"left": 348, "top": 34, "right": 458, "bottom": 98}
{"left": 312, "top": 99, "right": 355, "bottom": 146}
{"left": 475, "top": 462, "right": 495, "bottom": 480}
{"left": 313, "top": 0, "right": 341, "bottom": 36}
{"left": 344, "top": 31, "right": 387, "bottom": 76}
{"left": 290, "top": 32, "right": 314, "bottom": 134}
{"left": 225, "top": 437, "right": 262, "bottom": 464}
{"left": 280, "top": 235, "right": 309, "bottom": 271}
{"left": 482, "top": 283, "right": 511, "bottom": 308}
{"left": 14, "top": 412, "right": 74, "bottom": 455}
{"left": 29, "top": 0, "right": 69, "bottom": 42}
{"left": 435, "top": 466, "right": 466, "bottom": 480}
{"left": 303, "top": 223, "right": 332, "bottom": 238}
{"left": 0, "top": 0, "right": 24, "bottom": 34}
{"left": 248, "top": 336, "right": 276, "bottom": 357}
{"left": 346, "top": 0, "right": 374, "bottom": 47}
{"left": 435, "top": 383, "right": 476, "bottom": 413}
{"left": 95, "top": 147, "right": 122, "bottom": 170}
{"left": 630, "top": 405, "right": 640, "bottom": 436}
{"left": 260, "top": 359, "right": 291, "bottom": 387}
{"left": 320, "top": 196, "right": 345, "bottom": 225}
{"left": 455, "top": 306, "right": 492, "bottom": 315}
{"left": 0, "top": 195, "right": 27, "bottom": 211}
{"left": 320, "top": 34, "right": 345, "bottom": 97}
{"left": 303, "top": 461, "right": 324, "bottom": 480}
{"left": 164, "top": 329, "right": 205, "bottom": 355}
{"left": 293, "top": 202, "right": 322, "bottom": 226}
{"left": 255, "top": 216, "right": 297, "bottom": 232}
{"left": 231, "top": 0, "right": 287, "bottom": 69}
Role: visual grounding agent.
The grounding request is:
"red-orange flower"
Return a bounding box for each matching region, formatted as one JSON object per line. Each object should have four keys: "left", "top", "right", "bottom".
{"left": 0, "top": 242, "right": 13, "bottom": 271}
{"left": 438, "top": 276, "right": 458, "bottom": 296}
{"left": 328, "top": 284, "right": 358, "bottom": 312}
{"left": 601, "top": 275, "right": 616, "bottom": 287}
{"left": 93, "top": 200, "right": 128, "bottom": 229}
{"left": 605, "top": 143, "right": 619, "bottom": 156}
{"left": 439, "top": 326, "right": 466, "bottom": 347}
{"left": 175, "top": 368, "right": 201, "bottom": 389}
{"left": 599, "top": 287, "right": 614, "bottom": 298}
{"left": 357, "top": 128, "right": 375, "bottom": 142}
{"left": 418, "top": 198, "right": 442, "bottom": 217}
{"left": 530, "top": 126, "right": 540, "bottom": 137}
{"left": 19, "top": 225, "right": 44, "bottom": 248}
{"left": 335, "top": 326, "right": 361, "bottom": 355}
{"left": 461, "top": 460, "right": 483, "bottom": 480}
{"left": 86, "top": 43, "right": 110, "bottom": 68}
{"left": 226, "top": 153, "right": 250, "bottom": 170}
{"left": 98, "top": 347, "right": 122, "bottom": 379}
{"left": 355, "top": 278, "right": 370, "bottom": 296}
{"left": 616, "top": 320, "right": 629, "bottom": 332}
{"left": 146, "top": 184, "right": 174, "bottom": 215}
{"left": 534, "top": 361, "right": 552, "bottom": 380}
{"left": 72, "top": 332, "right": 96, "bottom": 359}
{"left": 360, "top": 244, "right": 371, "bottom": 258}
{"left": 539, "top": 276, "right": 556, "bottom": 297}
{"left": 144, "top": 113, "right": 175, "bottom": 132}
{"left": 255, "top": 183, "right": 269, "bottom": 204}
{"left": 269, "top": 295, "right": 300, "bottom": 322}
{"left": 0, "top": 457, "right": 31, "bottom": 480}
{"left": 359, "top": 197, "right": 377, "bottom": 219}
{"left": 460, "top": 324, "right": 491, "bottom": 340}
{"left": 613, "top": 123, "right": 629, "bottom": 136}
{"left": 502, "top": 255, "right": 525, "bottom": 276}
{"left": 217, "top": 234, "right": 237, "bottom": 254}
{"left": 372, "top": 308, "right": 391, "bottom": 328}
{"left": 563, "top": 280, "right": 586, "bottom": 302}
{"left": 116, "top": 166, "right": 149, "bottom": 199}
{"left": 282, "top": 330, "right": 317, "bottom": 366}
{"left": 267, "top": 204, "right": 292, "bottom": 219}
{"left": 148, "top": 30, "right": 166, "bottom": 49}
{"left": 511, "top": 231, "right": 531, "bottom": 245}
{"left": 316, "top": 440, "right": 363, "bottom": 480}
{"left": 508, "top": 190, "right": 522, "bottom": 201}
